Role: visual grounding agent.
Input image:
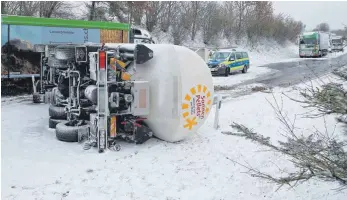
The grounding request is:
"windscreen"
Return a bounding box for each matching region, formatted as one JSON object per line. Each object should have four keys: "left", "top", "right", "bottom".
{"left": 300, "top": 38, "right": 317, "bottom": 45}
{"left": 211, "top": 52, "right": 230, "bottom": 60}
{"left": 332, "top": 39, "right": 342, "bottom": 44}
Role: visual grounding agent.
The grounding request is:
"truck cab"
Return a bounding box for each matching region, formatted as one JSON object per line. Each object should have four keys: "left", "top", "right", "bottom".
{"left": 331, "top": 36, "right": 344, "bottom": 52}
{"left": 130, "top": 27, "right": 155, "bottom": 44}
{"left": 299, "top": 31, "right": 330, "bottom": 58}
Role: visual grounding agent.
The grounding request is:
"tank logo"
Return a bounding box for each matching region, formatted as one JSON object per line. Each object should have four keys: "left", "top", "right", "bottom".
{"left": 181, "top": 84, "right": 212, "bottom": 130}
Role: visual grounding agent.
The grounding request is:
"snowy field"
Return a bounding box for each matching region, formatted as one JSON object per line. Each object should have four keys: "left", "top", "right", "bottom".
{"left": 2, "top": 71, "right": 347, "bottom": 200}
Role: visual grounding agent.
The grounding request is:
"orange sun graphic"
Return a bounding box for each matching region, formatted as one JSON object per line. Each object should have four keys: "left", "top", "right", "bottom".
{"left": 181, "top": 84, "right": 212, "bottom": 130}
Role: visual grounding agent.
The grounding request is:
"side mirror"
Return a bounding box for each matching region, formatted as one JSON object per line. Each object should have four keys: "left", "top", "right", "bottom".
{"left": 229, "top": 57, "right": 235, "bottom": 61}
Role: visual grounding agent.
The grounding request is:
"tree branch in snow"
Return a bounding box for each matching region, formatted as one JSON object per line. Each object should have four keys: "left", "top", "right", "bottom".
{"left": 222, "top": 90, "right": 347, "bottom": 189}
{"left": 283, "top": 67, "right": 347, "bottom": 123}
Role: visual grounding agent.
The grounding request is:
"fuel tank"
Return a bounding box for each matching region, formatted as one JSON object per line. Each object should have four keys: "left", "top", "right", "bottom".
{"left": 106, "top": 44, "right": 214, "bottom": 142}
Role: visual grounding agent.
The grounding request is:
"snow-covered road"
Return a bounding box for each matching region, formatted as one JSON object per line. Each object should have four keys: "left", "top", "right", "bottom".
{"left": 213, "top": 47, "right": 347, "bottom": 90}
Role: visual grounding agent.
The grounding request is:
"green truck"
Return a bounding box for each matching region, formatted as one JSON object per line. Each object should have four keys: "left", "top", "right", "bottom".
{"left": 299, "top": 31, "right": 331, "bottom": 58}
{"left": 1, "top": 15, "right": 153, "bottom": 95}
{"left": 1, "top": 15, "right": 130, "bottom": 79}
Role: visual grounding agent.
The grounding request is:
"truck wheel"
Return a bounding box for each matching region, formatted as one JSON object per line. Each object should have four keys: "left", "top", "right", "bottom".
{"left": 224, "top": 68, "right": 229, "bottom": 77}
{"left": 55, "top": 121, "right": 90, "bottom": 142}
{"left": 49, "top": 117, "right": 67, "bottom": 129}
{"left": 242, "top": 65, "right": 248, "bottom": 73}
{"left": 49, "top": 105, "right": 67, "bottom": 119}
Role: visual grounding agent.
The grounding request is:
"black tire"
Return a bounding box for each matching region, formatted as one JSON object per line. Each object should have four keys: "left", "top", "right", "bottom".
{"left": 56, "top": 121, "right": 90, "bottom": 142}
{"left": 224, "top": 68, "right": 229, "bottom": 77}
{"left": 33, "top": 92, "right": 42, "bottom": 103}
{"left": 49, "top": 105, "right": 67, "bottom": 119}
{"left": 242, "top": 65, "right": 248, "bottom": 73}
{"left": 49, "top": 117, "right": 67, "bottom": 129}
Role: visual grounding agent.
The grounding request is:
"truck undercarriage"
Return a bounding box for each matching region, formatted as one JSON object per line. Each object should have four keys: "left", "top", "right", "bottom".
{"left": 35, "top": 42, "right": 155, "bottom": 153}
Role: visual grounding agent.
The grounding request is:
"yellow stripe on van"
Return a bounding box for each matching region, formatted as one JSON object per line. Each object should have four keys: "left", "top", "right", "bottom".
{"left": 230, "top": 66, "right": 244, "bottom": 71}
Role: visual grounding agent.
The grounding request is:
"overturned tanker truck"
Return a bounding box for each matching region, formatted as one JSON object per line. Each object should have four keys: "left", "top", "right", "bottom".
{"left": 36, "top": 43, "right": 214, "bottom": 153}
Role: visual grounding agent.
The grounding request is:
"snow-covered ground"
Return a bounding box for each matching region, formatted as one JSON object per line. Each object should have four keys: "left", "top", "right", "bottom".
{"left": 2, "top": 72, "right": 347, "bottom": 200}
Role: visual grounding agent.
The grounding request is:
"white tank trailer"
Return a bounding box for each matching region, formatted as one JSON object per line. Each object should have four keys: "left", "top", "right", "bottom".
{"left": 101, "top": 44, "right": 214, "bottom": 142}
{"left": 130, "top": 44, "right": 214, "bottom": 142}
{"left": 55, "top": 43, "right": 215, "bottom": 151}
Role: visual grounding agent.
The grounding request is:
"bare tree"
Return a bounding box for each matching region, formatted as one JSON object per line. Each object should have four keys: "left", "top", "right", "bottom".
{"left": 108, "top": 1, "right": 129, "bottom": 23}
{"left": 88, "top": 1, "right": 96, "bottom": 21}
{"left": 159, "top": 1, "right": 177, "bottom": 33}
{"left": 83, "top": 1, "right": 108, "bottom": 21}
{"left": 144, "top": 1, "right": 162, "bottom": 32}
{"left": 316, "top": 23, "right": 330, "bottom": 32}
{"left": 38, "top": 2, "right": 74, "bottom": 19}
{"left": 18, "top": 1, "right": 39, "bottom": 16}
{"left": 1, "top": 1, "right": 20, "bottom": 15}
{"left": 170, "top": 2, "right": 187, "bottom": 45}
{"left": 130, "top": 1, "right": 146, "bottom": 25}
{"left": 188, "top": 1, "right": 204, "bottom": 41}
{"left": 221, "top": 2, "right": 235, "bottom": 39}
{"left": 4, "top": 1, "right": 75, "bottom": 19}
{"left": 200, "top": 2, "right": 223, "bottom": 44}
{"left": 233, "top": 1, "right": 254, "bottom": 40}
{"left": 246, "top": 1, "right": 273, "bottom": 42}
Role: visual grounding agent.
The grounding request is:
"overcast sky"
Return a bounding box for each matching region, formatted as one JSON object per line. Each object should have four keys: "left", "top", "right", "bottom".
{"left": 272, "top": 1, "right": 347, "bottom": 31}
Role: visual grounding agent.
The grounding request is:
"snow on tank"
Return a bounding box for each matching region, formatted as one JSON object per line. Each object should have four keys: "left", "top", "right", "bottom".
{"left": 105, "top": 44, "right": 214, "bottom": 142}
